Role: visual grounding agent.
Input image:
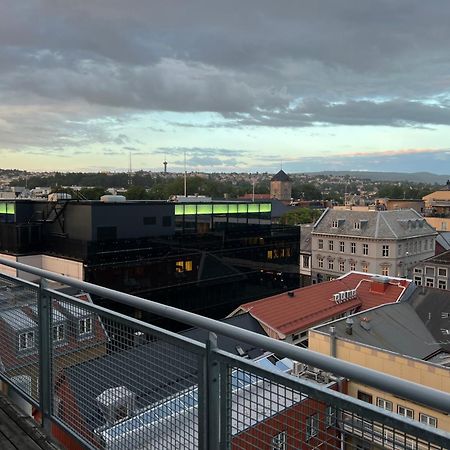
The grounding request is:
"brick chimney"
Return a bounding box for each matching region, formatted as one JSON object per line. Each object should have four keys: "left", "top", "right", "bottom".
{"left": 370, "top": 275, "right": 389, "bottom": 293}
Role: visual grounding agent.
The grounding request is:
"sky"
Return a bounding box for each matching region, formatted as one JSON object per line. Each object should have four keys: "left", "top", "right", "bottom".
{"left": 2, "top": 0, "right": 450, "bottom": 174}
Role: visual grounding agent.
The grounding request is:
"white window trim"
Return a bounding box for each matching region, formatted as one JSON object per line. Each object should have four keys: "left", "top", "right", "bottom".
{"left": 53, "top": 323, "right": 65, "bottom": 342}
{"left": 79, "top": 317, "right": 93, "bottom": 336}
{"left": 376, "top": 397, "right": 393, "bottom": 412}
{"left": 18, "top": 331, "right": 35, "bottom": 351}
{"left": 397, "top": 405, "right": 414, "bottom": 419}
{"left": 419, "top": 413, "right": 437, "bottom": 428}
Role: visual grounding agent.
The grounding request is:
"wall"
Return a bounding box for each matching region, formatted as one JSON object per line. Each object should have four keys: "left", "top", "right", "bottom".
{"left": 91, "top": 202, "right": 175, "bottom": 240}
{"left": 0, "top": 253, "right": 18, "bottom": 277}
{"left": 16, "top": 255, "right": 84, "bottom": 281}
{"left": 309, "top": 330, "right": 450, "bottom": 432}
{"left": 424, "top": 217, "right": 450, "bottom": 232}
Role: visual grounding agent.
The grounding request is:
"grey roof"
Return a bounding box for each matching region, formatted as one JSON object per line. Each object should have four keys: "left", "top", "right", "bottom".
{"left": 271, "top": 169, "right": 291, "bottom": 182}
{"left": 407, "top": 287, "right": 450, "bottom": 353}
{"left": 98, "top": 355, "right": 299, "bottom": 450}
{"left": 419, "top": 248, "right": 450, "bottom": 265}
{"left": 313, "top": 208, "right": 436, "bottom": 239}
{"left": 181, "top": 313, "right": 267, "bottom": 360}
{"left": 300, "top": 225, "right": 312, "bottom": 252}
{"left": 63, "top": 313, "right": 268, "bottom": 432}
{"left": 436, "top": 233, "right": 450, "bottom": 252}
{"left": 315, "top": 303, "right": 439, "bottom": 360}
{"left": 0, "top": 309, "right": 36, "bottom": 331}
{"left": 58, "top": 300, "right": 92, "bottom": 318}
{"left": 30, "top": 304, "right": 66, "bottom": 323}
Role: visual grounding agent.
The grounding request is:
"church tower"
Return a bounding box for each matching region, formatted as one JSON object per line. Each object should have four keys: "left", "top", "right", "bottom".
{"left": 270, "top": 169, "right": 292, "bottom": 201}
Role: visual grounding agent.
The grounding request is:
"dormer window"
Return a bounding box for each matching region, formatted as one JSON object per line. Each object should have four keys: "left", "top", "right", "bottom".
{"left": 354, "top": 221, "right": 361, "bottom": 230}
{"left": 79, "top": 317, "right": 93, "bottom": 336}
{"left": 19, "top": 331, "right": 35, "bottom": 351}
{"left": 332, "top": 220, "right": 339, "bottom": 228}
{"left": 53, "top": 324, "right": 65, "bottom": 342}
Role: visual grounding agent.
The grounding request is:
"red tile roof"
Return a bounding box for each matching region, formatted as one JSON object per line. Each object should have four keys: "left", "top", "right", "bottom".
{"left": 230, "top": 272, "right": 411, "bottom": 339}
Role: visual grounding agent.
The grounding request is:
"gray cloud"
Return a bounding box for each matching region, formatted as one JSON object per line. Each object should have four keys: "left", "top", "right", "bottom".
{"left": 2, "top": 0, "right": 450, "bottom": 153}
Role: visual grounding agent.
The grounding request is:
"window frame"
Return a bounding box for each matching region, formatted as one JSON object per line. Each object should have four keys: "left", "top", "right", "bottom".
{"left": 419, "top": 413, "right": 437, "bottom": 428}
{"left": 376, "top": 397, "right": 393, "bottom": 412}
{"left": 271, "top": 431, "right": 287, "bottom": 450}
{"left": 397, "top": 405, "right": 414, "bottom": 419}
{"left": 306, "top": 413, "right": 319, "bottom": 440}
{"left": 79, "top": 317, "right": 93, "bottom": 337}
{"left": 362, "top": 243, "right": 369, "bottom": 256}
{"left": 350, "top": 242, "right": 356, "bottom": 254}
{"left": 382, "top": 244, "right": 389, "bottom": 257}
{"left": 52, "top": 323, "right": 65, "bottom": 343}
{"left": 18, "top": 330, "right": 35, "bottom": 351}
{"left": 339, "top": 241, "right": 345, "bottom": 252}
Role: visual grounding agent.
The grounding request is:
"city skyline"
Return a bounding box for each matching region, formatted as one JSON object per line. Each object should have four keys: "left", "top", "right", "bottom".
{"left": 2, "top": 1, "right": 450, "bottom": 173}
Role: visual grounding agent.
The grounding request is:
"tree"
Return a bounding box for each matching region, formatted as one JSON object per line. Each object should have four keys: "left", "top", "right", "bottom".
{"left": 125, "top": 185, "right": 150, "bottom": 200}
{"left": 281, "top": 208, "right": 322, "bottom": 225}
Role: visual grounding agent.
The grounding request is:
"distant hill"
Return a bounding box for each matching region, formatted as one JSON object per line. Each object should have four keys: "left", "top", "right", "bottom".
{"left": 310, "top": 171, "right": 449, "bottom": 184}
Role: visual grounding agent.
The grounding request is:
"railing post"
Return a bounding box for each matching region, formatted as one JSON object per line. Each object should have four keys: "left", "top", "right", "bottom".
{"left": 38, "top": 278, "right": 52, "bottom": 434}
{"left": 206, "top": 332, "right": 221, "bottom": 450}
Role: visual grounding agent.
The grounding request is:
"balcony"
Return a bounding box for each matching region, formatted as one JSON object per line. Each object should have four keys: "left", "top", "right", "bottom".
{"left": 0, "top": 257, "right": 449, "bottom": 450}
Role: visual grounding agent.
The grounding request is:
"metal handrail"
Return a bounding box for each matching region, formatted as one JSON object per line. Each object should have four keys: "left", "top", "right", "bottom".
{"left": 2, "top": 257, "right": 450, "bottom": 414}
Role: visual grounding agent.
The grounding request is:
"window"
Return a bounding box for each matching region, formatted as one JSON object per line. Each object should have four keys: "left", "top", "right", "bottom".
{"left": 350, "top": 262, "right": 356, "bottom": 271}
{"left": 318, "top": 257, "right": 324, "bottom": 268}
{"left": 162, "top": 216, "right": 172, "bottom": 227}
{"left": 354, "top": 221, "right": 361, "bottom": 230}
{"left": 377, "top": 397, "right": 393, "bottom": 411}
{"left": 357, "top": 391, "right": 373, "bottom": 403}
{"left": 425, "top": 278, "right": 434, "bottom": 287}
{"left": 79, "top": 317, "right": 93, "bottom": 336}
{"left": 303, "top": 255, "right": 310, "bottom": 268}
{"left": 351, "top": 242, "right": 356, "bottom": 254}
{"left": 306, "top": 413, "right": 319, "bottom": 440}
{"left": 325, "top": 406, "right": 336, "bottom": 428}
{"left": 271, "top": 431, "right": 287, "bottom": 450}
{"left": 363, "top": 243, "right": 368, "bottom": 256}
{"left": 424, "top": 240, "right": 428, "bottom": 250}
{"left": 267, "top": 250, "right": 273, "bottom": 260}
{"left": 398, "top": 244, "right": 402, "bottom": 256}
{"left": 52, "top": 324, "right": 65, "bottom": 342}
{"left": 176, "top": 260, "right": 193, "bottom": 272}
{"left": 414, "top": 241, "right": 418, "bottom": 253}
{"left": 381, "top": 266, "right": 389, "bottom": 276}
{"left": 328, "top": 260, "right": 334, "bottom": 270}
{"left": 397, "top": 405, "right": 414, "bottom": 419}
{"left": 318, "top": 239, "right": 323, "bottom": 250}
{"left": 328, "top": 240, "right": 334, "bottom": 251}
{"left": 339, "top": 261, "right": 345, "bottom": 272}
{"left": 438, "top": 279, "right": 447, "bottom": 290}
{"left": 382, "top": 245, "right": 389, "bottom": 257}
{"left": 339, "top": 241, "right": 345, "bottom": 252}
{"left": 425, "top": 266, "right": 435, "bottom": 276}
{"left": 414, "top": 267, "right": 423, "bottom": 274}
{"left": 143, "top": 216, "right": 156, "bottom": 225}
{"left": 19, "top": 331, "right": 35, "bottom": 351}
{"left": 414, "top": 276, "right": 422, "bottom": 286}
{"left": 419, "top": 413, "right": 437, "bottom": 428}
{"left": 362, "top": 263, "right": 368, "bottom": 273}
{"left": 332, "top": 220, "right": 339, "bottom": 228}
{"left": 438, "top": 267, "right": 447, "bottom": 277}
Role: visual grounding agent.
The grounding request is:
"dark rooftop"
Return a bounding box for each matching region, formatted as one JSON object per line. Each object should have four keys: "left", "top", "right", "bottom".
{"left": 271, "top": 170, "right": 291, "bottom": 182}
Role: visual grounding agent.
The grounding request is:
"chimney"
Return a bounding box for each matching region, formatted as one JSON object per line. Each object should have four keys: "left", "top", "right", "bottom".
{"left": 329, "top": 326, "right": 337, "bottom": 357}
{"left": 345, "top": 317, "right": 354, "bottom": 335}
{"left": 370, "top": 275, "right": 389, "bottom": 293}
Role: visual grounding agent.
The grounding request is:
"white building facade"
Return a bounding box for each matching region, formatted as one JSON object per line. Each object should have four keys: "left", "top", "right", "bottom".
{"left": 311, "top": 209, "right": 436, "bottom": 282}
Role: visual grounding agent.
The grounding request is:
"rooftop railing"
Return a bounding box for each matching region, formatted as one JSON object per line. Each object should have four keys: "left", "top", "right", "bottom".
{"left": 0, "top": 257, "right": 449, "bottom": 450}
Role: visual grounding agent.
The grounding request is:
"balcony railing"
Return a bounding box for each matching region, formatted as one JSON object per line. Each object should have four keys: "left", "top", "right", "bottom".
{"left": 0, "top": 257, "right": 449, "bottom": 450}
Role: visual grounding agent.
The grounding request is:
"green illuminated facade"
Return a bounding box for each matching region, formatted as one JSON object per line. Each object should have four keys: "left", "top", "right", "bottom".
{"left": 175, "top": 202, "right": 272, "bottom": 216}
{"left": 0, "top": 202, "right": 15, "bottom": 223}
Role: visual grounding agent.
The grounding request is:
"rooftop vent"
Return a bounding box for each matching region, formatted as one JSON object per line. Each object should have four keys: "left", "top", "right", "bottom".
{"left": 287, "top": 291, "right": 295, "bottom": 298}
{"left": 360, "top": 316, "right": 371, "bottom": 331}
{"left": 370, "top": 275, "right": 390, "bottom": 293}
{"left": 96, "top": 386, "right": 136, "bottom": 426}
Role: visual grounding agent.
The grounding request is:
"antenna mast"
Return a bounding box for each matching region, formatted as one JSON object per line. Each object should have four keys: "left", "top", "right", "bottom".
{"left": 184, "top": 150, "right": 187, "bottom": 197}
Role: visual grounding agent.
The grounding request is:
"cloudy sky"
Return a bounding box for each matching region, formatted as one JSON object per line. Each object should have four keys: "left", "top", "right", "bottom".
{"left": 2, "top": 0, "right": 450, "bottom": 173}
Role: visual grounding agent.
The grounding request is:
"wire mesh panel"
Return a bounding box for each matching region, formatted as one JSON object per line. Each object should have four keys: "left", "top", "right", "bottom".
{"left": 49, "top": 294, "right": 203, "bottom": 450}
{"left": 0, "top": 275, "right": 41, "bottom": 406}
{"left": 224, "top": 357, "right": 449, "bottom": 450}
